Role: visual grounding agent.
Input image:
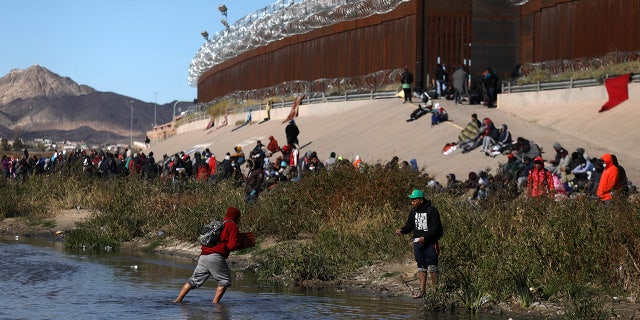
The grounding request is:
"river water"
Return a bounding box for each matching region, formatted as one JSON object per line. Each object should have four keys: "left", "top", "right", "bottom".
{"left": 0, "top": 237, "right": 515, "bottom": 320}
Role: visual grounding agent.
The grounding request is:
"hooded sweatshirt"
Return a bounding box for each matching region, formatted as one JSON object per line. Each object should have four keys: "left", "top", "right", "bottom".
{"left": 200, "top": 207, "right": 241, "bottom": 258}
{"left": 597, "top": 154, "right": 619, "bottom": 201}
{"left": 267, "top": 136, "right": 280, "bottom": 154}
{"left": 399, "top": 199, "right": 443, "bottom": 245}
{"left": 498, "top": 124, "right": 512, "bottom": 145}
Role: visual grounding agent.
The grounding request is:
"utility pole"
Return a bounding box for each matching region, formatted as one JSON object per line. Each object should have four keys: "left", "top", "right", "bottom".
{"left": 129, "top": 100, "right": 134, "bottom": 148}
{"left": 154, "top": 92, "right": 157, "bottom": 127}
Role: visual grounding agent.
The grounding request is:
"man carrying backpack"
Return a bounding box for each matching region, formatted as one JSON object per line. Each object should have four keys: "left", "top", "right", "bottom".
{"left": 173, "top": 206, "right": 242, "bottom": 304}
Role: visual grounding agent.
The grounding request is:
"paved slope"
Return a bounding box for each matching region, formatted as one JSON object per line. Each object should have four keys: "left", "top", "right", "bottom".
{"left": 149, "top": 85, "right": 640, "bottom": 185}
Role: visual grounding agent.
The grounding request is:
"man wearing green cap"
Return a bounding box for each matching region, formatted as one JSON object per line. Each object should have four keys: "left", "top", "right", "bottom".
{"left": 395, "top": 189, "right": 444, "bottom": 298}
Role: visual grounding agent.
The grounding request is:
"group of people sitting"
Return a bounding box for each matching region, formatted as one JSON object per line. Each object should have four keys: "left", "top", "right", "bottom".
{"left": 432, "top": 138, "right": 634, "bottom": 205}
{"left": 455, "top": 113, "right": 513, "bottom": 156}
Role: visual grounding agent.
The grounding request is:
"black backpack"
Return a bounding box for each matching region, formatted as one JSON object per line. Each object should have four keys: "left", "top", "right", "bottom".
{"left": 197, "top": 220, "right": 228, "bottom": 246}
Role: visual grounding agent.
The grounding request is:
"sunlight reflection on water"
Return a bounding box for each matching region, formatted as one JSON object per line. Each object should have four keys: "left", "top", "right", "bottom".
{"left": 0, "top": 238, "right": 516, "bottom": 320}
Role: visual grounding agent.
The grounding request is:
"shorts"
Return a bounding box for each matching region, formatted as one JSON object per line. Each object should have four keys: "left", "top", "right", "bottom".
{"left": 414, "top": 242, "right": 439, "bottom": 273}
{"left": 187, "top": 253, "right": 232, "bottom": 289}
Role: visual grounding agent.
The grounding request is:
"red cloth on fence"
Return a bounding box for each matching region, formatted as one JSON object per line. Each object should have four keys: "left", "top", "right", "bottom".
{"left": 599, "top": 74, "right": 631, "bottom": 113}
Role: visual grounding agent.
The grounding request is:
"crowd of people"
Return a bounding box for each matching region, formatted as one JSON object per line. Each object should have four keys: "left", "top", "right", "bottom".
{"left": 0, "top": 118, "right": 375, "bottom": 205}
{"left": 430, "top": 112, "right": 635, "bottom": 205}
{"left": 405, "top": 64, "right": 500, "bottom": 108}
{"left": 398, "top": 65, "right": 636, "bottom": 206}
{"left": 1, "top": 100, "right": 634, "bottom": 208}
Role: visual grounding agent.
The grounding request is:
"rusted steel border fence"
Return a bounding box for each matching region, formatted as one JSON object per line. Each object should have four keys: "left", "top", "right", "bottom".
{"left": 522, "top": 50, "right": 640, "bottom": 76}
{"left": 200, "top": 68, "right": 404, "bottom": 110}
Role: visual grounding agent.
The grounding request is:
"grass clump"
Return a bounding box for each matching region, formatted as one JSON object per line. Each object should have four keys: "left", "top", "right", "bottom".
{"left": 65, "top": 229, "right": 120, "bottom": 252}
{"left": 518, "top": 60, "right": 640, "bottom": 85}
{"left": 2, "top": 163, "right": 640, "bottom": 318}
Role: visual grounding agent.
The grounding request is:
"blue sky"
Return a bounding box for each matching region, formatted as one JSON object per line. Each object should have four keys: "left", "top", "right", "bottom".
{"left": 0, "top": 0, "right": 275, "bottom": 104}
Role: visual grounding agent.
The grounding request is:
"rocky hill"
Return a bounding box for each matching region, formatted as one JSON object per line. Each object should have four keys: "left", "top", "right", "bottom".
{"left": 0, "top": 65, "right": 173, "bottom": 144}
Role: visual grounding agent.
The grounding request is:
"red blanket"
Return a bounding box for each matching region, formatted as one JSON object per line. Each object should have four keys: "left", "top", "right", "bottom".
{"left": 599, "top": 74, "right": 630, "bottom": 112}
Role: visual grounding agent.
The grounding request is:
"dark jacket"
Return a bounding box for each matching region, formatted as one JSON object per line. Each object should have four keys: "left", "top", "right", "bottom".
{"left": 399, "top": 200, "right": 443, "bottom": 245}
{"left": 285, "top": 123, "right": 300, "bottom": 145}
{"left": 245, "top": 167, "right": 265, "bottom": 195}
{"left": 401, "top": 70, "right": 414, "bottom": 85}
{"left": 498, "top": 124, "right": 512, "bottom": 145}
{"left": 487, "top": 123, "right": 500, "bottom": 141}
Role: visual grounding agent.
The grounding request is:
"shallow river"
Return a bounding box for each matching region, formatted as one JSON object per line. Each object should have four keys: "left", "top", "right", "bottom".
{"left": 0, "top": 237, "right": 516, "bottom": 320}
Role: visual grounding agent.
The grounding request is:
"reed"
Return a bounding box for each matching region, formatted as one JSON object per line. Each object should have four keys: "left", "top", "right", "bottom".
{"left": 2, "top": 165, "right": 639, "bottom": 317}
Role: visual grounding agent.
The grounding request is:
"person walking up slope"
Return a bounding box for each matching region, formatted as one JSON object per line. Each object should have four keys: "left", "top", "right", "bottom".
{"left": 285, "top": 119, "right": 300, "bottom": 148}
{"left": 396, "top": 189, "right": 444, "bottom": 298}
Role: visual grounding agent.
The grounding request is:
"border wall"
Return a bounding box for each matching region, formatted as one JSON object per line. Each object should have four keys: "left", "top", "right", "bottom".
{"left": 196, "top": 0, "right": 640, "bottom": 103}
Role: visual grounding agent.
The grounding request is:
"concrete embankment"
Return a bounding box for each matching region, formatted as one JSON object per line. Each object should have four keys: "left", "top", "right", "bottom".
{"left": 149, "top": 82, "right": 640, "bottom": 185}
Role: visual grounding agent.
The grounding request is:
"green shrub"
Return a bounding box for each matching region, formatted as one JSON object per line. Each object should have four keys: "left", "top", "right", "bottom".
{"left": 3, "top": 163, "right": 640, "bottom": 317}
{"left": 64, "top": 228, "right": 120, "bottom": 252}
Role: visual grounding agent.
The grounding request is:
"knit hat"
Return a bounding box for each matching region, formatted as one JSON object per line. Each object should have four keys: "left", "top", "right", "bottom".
{"left": 533, "top": 156, "right": 544, "bottom": 164}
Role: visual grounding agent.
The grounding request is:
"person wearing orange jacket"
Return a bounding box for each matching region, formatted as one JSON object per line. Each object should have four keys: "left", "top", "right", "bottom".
{"left": 353, "top": 155, "right": 363, "bottom": 170}
{"left": 597, "top": 153, "right": 619, "bottom": 202}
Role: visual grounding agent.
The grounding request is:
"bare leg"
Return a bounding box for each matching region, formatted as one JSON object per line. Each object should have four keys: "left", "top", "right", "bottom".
{"left": 212, "top": 286, "right": 228, "bottom": 304}
{"left": 413, "top": 271, "right": 427, "bottom": 298}
{"left": 428, "top": 271, "right": 438, "bottom": 291}
{"left": 173, "top": 282, "right": 192, "bottom": 302}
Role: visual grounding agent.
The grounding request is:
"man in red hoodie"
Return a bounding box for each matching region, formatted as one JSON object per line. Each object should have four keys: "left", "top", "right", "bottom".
{"left": 597, "top": 153, "right": 619, "bottom": 203}
{"left": 173, "top": 207, "right": 241, "bottom": 304}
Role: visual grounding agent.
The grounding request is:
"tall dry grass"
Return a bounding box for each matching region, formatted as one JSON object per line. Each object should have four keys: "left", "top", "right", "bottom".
{"left": 2, "top": 165, "right": 639, "bottom": 318}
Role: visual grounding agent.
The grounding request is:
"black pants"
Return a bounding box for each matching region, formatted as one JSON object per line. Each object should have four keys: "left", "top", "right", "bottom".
{"left": 403, "top": 87, "right": 412, "bottom": 102}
